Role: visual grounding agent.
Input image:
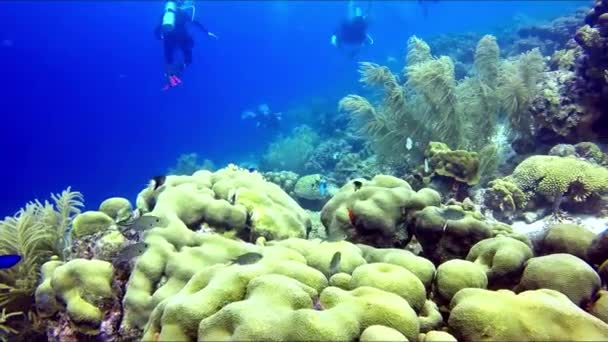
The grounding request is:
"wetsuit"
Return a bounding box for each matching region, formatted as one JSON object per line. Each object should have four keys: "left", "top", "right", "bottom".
{"left": 334, "top": 16, "right": 369, "bottom": 47}
{"left": 154, "top": 10, "right": 208, "bottom": 72}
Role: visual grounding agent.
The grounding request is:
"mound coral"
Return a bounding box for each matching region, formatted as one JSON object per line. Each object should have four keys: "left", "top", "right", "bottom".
{"left": 449, "top": 288, "right": 608, "bottom": 341}
{"left": 542, "top": 223, "right": 596, "bottom": 261}
{"left": 435, "top": 259, "right": 487, "bottom": 303}
{"left": 136, "top": 165, "right": 311, "bottom": 241}
{"left": 117, "top": 229, "right": 443, "bottom": 341}
{"left": 412, "top": 205, "right": 492, "bottom": 263}
{"left": 35, "top": 258, "right": 115, "bottom": 335}
{"left": 516, "top": 253, "right": 601, "bottom": 306}
{"left": 466, "top": 236, "right": 533, "bottom": 288}
{"left": 320, "top": 175, "right": 441, "bottom": 247}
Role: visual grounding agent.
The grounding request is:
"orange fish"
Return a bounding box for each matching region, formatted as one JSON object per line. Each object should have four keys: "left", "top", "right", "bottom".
{"left": 347, "top": 208, "right": 357, "bottom": 226}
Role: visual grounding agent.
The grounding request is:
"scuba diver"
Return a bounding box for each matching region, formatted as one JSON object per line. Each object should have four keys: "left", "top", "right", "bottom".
{"left": 154, "top": 0, "right": 218, "bottom": 90}
{"left": 331, "top": 0, "right": 373, "bottom": 57}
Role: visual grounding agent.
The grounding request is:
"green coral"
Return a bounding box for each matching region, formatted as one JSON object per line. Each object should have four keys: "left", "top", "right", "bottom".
{"left": 542, "top": 224, "right": 596, "bottom": 261}
{"left": 435, "top": 260, "right": 487, "bottom": 303}
{"left": 516, "top": 253, "right": 600, "bottom": 306}
{"left": 575, "top": 142, "right": 608, "bottom": 165}
{"left": 35, "top": 259, "right": 114, "bottom": 334}
{"left": 136, "top": 164, "right": 311, "bottom": 241}
{"left": 120, "top": 231, "right": 425, "bottom": 341}
{"left": 294, "top": 174, "right": 327, "bottom": 200}
{"left": 466, "top": 236, "right": 533, "bottom": 288}
{"left": 449, "top": 288, "right": 608, "bottom": 341}
{"left": 320, "top": 175, "right": 441, "bottom": 247}
{"left": 71, "top": 211, "right": 114, "bottom": 238}
{"left": 425, "top": 142, "right": 480, "bottom": 185}
{"left": 511, "top": 155, "right": 608, "bottom": 202}
{"left": 98, "top": 197, "right": 132, "bottom": 222}
{"left": 0, "top": 188, "right": 83, "bottom": 315}
{"left": 484, "top": 178, "right": 528, "bottom": 215}
{"left": 262, "top": 125, "right": 319, "bottom": 173}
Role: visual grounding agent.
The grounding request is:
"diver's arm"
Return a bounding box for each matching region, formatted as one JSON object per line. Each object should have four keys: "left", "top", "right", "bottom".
{"left": 192, "top": 20, "right": 219, "bottom": 39}
{"left": 191, "top": 20, "right": 209, "bottom": 33}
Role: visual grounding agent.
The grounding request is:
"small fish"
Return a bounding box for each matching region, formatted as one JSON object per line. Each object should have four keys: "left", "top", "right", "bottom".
{"left": 152, "top": 175, "right": 166, "bottom": 190}
{"left": 248, "top": 167, "right": 256, "bottom": 173}
{"left": 318, "top": 179, "right": 328, "bottom": 197}
{"left": 119, "top": 215, "right": 164, "bottom": 232}
{"left": 306, "top": 225, "right": 312, "bottom": 239}
{"left": 424, "top": 158, "right": 430, "bottom": 173}
{"left": 353, "top": 180, "right": 363, "bottom": 191}
{"left": 329, "top": 252, "right": 341, "bottom": 277}
{"left": 405, "top": 137, "right": 413, "bottom": 151}
{"left": 0, "top": 255, "right": 21, "bottom": 269}
{"left": 115, "top": 242, "right": 148, "bottom": 264}
{"left": 230, "top": 252, "right": 263, "bottom": 265}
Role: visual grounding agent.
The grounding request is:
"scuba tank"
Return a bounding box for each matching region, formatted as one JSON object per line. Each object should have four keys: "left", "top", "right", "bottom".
{"left": 162, "top": 0, "right": 196, "bottom": 33}
{"left": 162, "top": 1, "right": 178, "bottom": 33}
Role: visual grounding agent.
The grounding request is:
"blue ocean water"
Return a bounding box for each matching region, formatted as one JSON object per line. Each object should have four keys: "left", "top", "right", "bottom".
{"left": 0, "top": 0, "right": 584, "bottom": 214}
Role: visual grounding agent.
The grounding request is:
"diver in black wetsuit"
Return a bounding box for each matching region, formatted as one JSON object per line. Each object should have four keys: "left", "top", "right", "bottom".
{"left": 331, "top": 0, "right": 373, "bottom": 57}
{"left": 154, "top": 0, "right": 217, "bottom": 89}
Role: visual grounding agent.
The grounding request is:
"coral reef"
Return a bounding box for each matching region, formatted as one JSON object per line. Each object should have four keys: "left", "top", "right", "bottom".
{"left": 168, "top": 153, "right": 216, "bottom": 175}
{"left": 321, "top": 175, "right": 441, "bottom": 247}
{"left": 263, "top": 170, "right": 299, "bottom": 197}
{"left": 0, "top": 188, "right": 83, "bottom": 339}
{"left": 136, "top": 165, "right": 311, "bottom": 241}
{"left": 449, "top": 288, "right": 608, "bottom": 341}
{"left": 262, "top": 125, "right": 319, "bottom": 173}
{"left": 35, "top": 258, "right": 115, "bottom": 335}
{"left": 424, "top": 142, "right": 480, "bottom": 185}
{"left": 484, "top": 154, "right": 608, "bottom": 217}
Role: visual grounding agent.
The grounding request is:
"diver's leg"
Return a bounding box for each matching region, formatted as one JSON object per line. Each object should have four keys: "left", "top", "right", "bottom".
{"left": 180, "top": 36, "right": 194, "bottom": 67}
{"left": 164, "top": 39, "right": 177, "bottom": 73}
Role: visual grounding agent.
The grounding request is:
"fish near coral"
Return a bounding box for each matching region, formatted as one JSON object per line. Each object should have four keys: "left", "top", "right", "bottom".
{"left": 118, "top": 215, "right": 166, "bottom": 233}
{"left": 353, "top": 180, "right": 363, "bottom": 191}
{"left": 347, "top": 208, "right": 357, "bottom": 226}
{"left": 329, "top": 251, "right": 341, "bottom": 277}
{"left": 229, "top": 252, "right": 263, "bottom": 265}
{"left": 151, "top": 175, "right": 166, "bottom": 191}
{"left": 114, "top": 242, "right": 148, "bottom": 265}
{"left": 0, "top": 255, "right": 21, "bottom": 269}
